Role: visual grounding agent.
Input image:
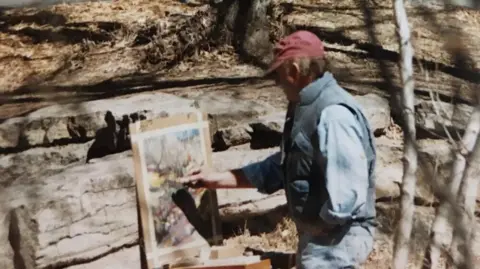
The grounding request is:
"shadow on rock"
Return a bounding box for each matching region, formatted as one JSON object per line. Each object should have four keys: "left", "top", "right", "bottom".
{"left": 85, "top": 111, "right": 144, "bottom": 163}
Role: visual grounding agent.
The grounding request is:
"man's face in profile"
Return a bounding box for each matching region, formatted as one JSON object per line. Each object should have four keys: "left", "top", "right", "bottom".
{"left": 274, "top": 62, "right": 301, "bottom": 102}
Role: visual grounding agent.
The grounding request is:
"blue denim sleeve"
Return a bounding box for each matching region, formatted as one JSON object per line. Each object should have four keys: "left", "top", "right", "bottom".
{"left": 240, "top": 152, "right": 284, "bottom": 194}
{"left": 317, "top": 105, "right": 369, "bottom": 226}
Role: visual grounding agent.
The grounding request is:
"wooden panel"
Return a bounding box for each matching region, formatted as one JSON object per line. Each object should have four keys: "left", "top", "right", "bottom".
{"left": 129, "top": 111, "right": 214, "bottom": 269}
{"left": 173, "top": 258, "right": 271, "bottom": 269}
{"left": 209, "top": 246, "right": 246, "bottom": 260}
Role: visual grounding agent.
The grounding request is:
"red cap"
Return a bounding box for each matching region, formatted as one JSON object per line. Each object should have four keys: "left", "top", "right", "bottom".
{"left": 265, "top": 30, "right": 325, "bottom": 76}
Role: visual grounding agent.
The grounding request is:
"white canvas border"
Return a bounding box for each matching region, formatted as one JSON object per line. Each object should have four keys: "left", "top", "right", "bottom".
{"left": 130, "top": 121, "right": 209, "bottom": 143}
{"left": 134, "top": 120, "right": 210, "bottom": 268}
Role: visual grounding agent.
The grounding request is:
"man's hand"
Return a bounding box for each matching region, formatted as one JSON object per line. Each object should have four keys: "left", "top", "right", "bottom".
{"left": 177, "top": 169, "right": 218, "bottom": 189}
{"left": 178, "top": 169, "right": 254, "bottom": 189}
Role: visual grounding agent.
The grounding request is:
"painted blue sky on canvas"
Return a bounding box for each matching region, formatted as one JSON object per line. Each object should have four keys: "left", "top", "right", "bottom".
{"left": 175, "top": 129, "right": 200, "bottom": 141}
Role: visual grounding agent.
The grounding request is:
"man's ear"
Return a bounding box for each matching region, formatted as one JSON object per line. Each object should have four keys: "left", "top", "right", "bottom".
{"left": 286, "top": 61, "right": 300, "bottom": 84}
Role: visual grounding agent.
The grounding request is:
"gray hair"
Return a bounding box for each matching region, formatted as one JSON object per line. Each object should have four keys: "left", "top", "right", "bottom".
{"left": 285, "top": 56, "right": 330, "bottom": 78}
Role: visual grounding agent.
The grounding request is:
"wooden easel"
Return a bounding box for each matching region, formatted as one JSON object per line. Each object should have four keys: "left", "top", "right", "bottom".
{"left": 130, "top": 113, "right": 269, "bottom": 269}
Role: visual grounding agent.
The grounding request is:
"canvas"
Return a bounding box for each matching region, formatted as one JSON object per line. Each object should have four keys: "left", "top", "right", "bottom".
{"left": 129, "top": 112, "right": 219, "bottom": 269}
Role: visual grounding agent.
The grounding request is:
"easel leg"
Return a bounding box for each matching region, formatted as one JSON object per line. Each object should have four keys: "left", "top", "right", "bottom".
{"left": 208, "top": 190, "right": 223, "bottom": 245}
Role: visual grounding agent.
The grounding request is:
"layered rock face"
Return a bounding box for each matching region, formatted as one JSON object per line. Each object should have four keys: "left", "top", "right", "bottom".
{"left": 1, "top": 85, "right": 479, "bottom": 269}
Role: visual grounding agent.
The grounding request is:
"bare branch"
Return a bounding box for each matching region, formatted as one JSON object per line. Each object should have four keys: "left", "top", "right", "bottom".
{"left": 425, "top": 106, "right": 480, "bottom": 269}
{"left": 391, "top": 0, "right": 418, "bottom": 268}
{"left": 449, "top": 106, "right": 480, "bottom": 269}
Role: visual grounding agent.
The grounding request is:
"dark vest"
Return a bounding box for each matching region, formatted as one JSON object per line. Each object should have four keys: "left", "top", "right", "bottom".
{"left": 280, "top": 72, "right": 377, "bottom": 233}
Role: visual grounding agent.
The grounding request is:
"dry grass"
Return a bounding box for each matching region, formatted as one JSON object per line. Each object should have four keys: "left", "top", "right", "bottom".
{"left": 52, "top": 0, "right": 198, "bottom": 24}
{"left": 383, "top": 117, "right": 404, "bottom": 141}
{"left": 163, "top": 45, "right": 263, "bottom": 80}
{"left": 223, "top": 204, "right": 480, "bottom": 269}
{"left": 1, "top": 0, "right": 478, "bottom": 110}
{"left": 224, "top": 217, "right": 298, "bottom": 252}
{"left": 0, "top": 0, "right": 208, "bottom": 93}
{"left": 0, "top": 0, "right": 198, "bottom": 59}
{"left": 0, "top": 47, "right": 273, "bottom": 121}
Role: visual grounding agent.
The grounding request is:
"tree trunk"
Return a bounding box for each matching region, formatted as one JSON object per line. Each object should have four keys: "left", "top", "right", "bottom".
{"left": 449, "top": 109, "right": 480, "bottom": 269}
{"left": 424, "top": 106, "right": 480, "bottom": 269}
{"left": 143, "top": 7, "right": 217, "bottom": 66}
{"left": 391, "top": 0, "right": 418, "bottom": 268}
{"left": 241, "top": 0, "right": 273, "bottom": 67}
{"left": 212, "top": 0, "right": 273, "bottom": 67}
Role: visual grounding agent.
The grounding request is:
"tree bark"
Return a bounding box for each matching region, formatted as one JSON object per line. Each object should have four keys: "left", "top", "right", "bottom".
{"left": 391, "top": 0, "right": 418, "bottom": 268}
{"left": 213, "top": 0, "right": 273, "bottom": 67}
{"left": 424, "top": 106, "right": 480, "bottom": 269}
{"left": 143, "top": 7, "right": 216, "bottom": 66}
{"left": 449, "top": 107, "right": 480, "bottom": 269}
{"left": 241, "top": 0, "right": 273, "bottom": 67}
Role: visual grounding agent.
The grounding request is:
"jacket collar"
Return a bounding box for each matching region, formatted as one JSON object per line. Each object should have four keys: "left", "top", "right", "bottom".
{"left": 298, "top": 72, "right": 336, "bottom": 106}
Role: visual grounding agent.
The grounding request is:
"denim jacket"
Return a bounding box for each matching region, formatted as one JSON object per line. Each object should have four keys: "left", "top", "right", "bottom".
{"left": 241, "top": 72, "right": 376, "bottom": 235}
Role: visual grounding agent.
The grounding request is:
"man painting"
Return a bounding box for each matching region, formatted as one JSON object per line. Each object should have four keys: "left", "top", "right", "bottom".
{"left": 179, "top": 30, "right": 377, "bottom": 269}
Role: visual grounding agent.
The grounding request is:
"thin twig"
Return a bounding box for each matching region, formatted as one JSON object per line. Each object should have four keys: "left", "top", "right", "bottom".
{"left": 428, "top": 89, "right": 455, "bottom": 143}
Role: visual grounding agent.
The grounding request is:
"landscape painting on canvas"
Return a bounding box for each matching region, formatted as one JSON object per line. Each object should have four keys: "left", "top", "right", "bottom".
{"left": 129, "top": 112, "right": 214, "bottom": 269}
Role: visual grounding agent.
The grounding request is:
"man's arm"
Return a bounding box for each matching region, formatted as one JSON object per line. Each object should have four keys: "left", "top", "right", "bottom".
{"left": 179, "top": 152, "right": 284, "bottom": 191}
{"left": 317, "top": 105, "right": 369, "bottom": 226}
{"left": 239, "top": 152, "right": 284, "bottom": 194}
